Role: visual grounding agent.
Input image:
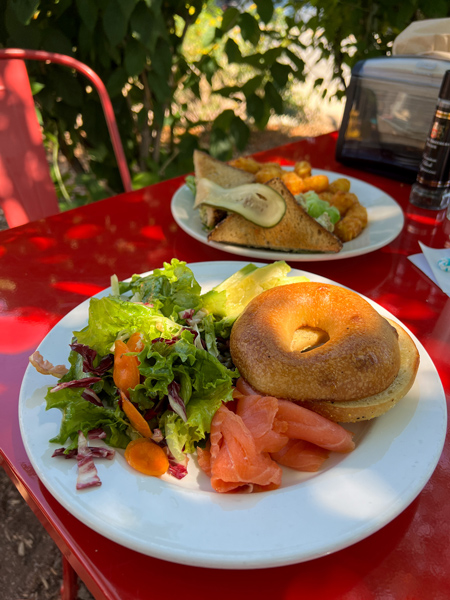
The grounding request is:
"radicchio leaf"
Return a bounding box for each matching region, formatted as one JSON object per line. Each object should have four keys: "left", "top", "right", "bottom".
{"left": 52, "top": 446, "right": 115, "bottom": 460}
{"left": 143, "top": 397, "right": 165, "bottom": 421}
{"left": 151, "top": 337, "right": 177, "bottom": 345}
{"left": 70, "top": 341, "right": 96, "bottom": 368}
{"left": 90, "top": 354, "right": 113, "bottom": 375}
{"left": 70, "top": 342, "right": 113, "bottom": 375}
{"left": 168, "top": 462, "right": 188, "bottom": 480}
{"left": 178, "top": 308, "right": 195, "bottom": 321}
{"left": 52, "top": 448, "right": 77, "bottom": 459}
{"left": 76, "top": 431, "right": 102, "bottom": 490}
{"left": 166, "top": 446, "right": 188, "bottom": 480}
{"left": 88, "top": 428, "right": 107, "bottom": 440}
{"left": 182, "top": 327, "right": 206, "bottom": 349}
{"left": 82, "top": 388, "right": 103, "bottom": 406}
{"left": 167, "top": 381, "right": 187, "bottom": 422}
{"left": 51, "top": 377, "right": 101, "bottom": 393}
{"left": 86, "top": 447, "right": 115, "bottom": 459}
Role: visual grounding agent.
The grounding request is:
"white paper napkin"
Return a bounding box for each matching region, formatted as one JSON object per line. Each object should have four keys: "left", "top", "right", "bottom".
{"left": 408, "top": 242, "right": 450, "bottom": 296}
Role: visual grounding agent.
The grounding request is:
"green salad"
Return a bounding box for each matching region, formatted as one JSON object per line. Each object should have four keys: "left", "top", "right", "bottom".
{"left": 41, "top": 259, "right": 307, "bottom": 480}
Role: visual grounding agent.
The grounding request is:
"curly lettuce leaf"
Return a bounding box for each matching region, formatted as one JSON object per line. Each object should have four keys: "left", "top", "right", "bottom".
{"left": 202, "top": 313, "right": 219, "bottom": 358}
{"left": 58, "top": 346, "right": 84, "bottom": 383}
{"left": 45, "top": 387, "right": 130, "bottom": 450}
{"left": 138, "top": 331, "right": 236, "bottom": 403}
{"left": 161, "top": 380, "right": 234, "bottom": 461}
{"left": 137, "top": 335, "right": 197, "bottom": 400}
{"left": 121, "top": 259, "right": 203, "bottom": 320}
{"left": 74, "top": 295, "right": 182, "bottom": 356}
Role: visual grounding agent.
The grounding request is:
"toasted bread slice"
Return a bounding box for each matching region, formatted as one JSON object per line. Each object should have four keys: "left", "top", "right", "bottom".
{"left": 296, "top": 320, "right": 420, "bottom": 422}
{"left": 198, "top": 204, "right": 227, "bottom": 230}
{"left": 194, "top": 150, "right": 255, "bottom": 229}
{"left": 194, "top": 150, "right": 255, "bottom": 188}
{"left": 207, "top": 178, "right": 343, "bottom": 254}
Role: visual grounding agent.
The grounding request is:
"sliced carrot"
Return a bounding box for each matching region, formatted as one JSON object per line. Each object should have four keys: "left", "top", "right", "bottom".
{"left": 124, "top": 437, "right": 169, "bottom": 477}
{"left": 113, "top": 339, "right": 140, "bottom": 396}
{"left": 126, "top": 332, "right": 145, "bottom": 364}
{"left": 127, "top": 332, "right": 145, "bottom": 352}
{"left": 119, "top": 390, "right": 152, "bottom": 438}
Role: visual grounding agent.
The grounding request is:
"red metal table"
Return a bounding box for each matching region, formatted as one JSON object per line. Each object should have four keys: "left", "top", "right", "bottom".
{"left": 1, "top": 132, "right": 449, "bottom": 600}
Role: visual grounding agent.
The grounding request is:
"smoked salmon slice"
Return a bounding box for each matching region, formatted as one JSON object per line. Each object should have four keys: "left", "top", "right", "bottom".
{"left": 236, "top": 378, "right": 354, "bottom": 453}
{"left": 271, "top": 439, "right": 330, "bottom": 472}
{"left": 276, "top": 399, "right": 355, "bottom": 453}
{"left": 235, "top": 377, "right": 259, "bottom": 396}
{"left": 196, "top": 444, "right": 212, "bottom": 477}
{"left": 207, "top": 405, "right": 282, "bottom": 493}
{"left": 236, "top": 394, "right": 288, "bottom": 453}
{"left": 197, "top": 382, "right": 355, "bottom": 493}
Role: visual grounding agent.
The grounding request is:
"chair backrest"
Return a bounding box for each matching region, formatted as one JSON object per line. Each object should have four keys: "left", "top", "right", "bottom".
{"left": 0, "top": 49, "right": 132, "bottom": 228}
{"left": 0, "top": 58, "right": 60, "bottom": 227}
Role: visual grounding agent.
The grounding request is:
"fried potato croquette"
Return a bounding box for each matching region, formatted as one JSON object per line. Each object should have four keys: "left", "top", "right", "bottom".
{"left": 302, "top": 174, "right": 329, "bottom": 193}
{"left": 294, "top": 161, "right": 312, "bottom": 178}
{"left": 255, "top": 165, "right": 284, "bottom": 184}
{"left": 258, "top": 162, "right": 284, "bottom": 171}
{"left": 318, "top": 191, "right": 335, "bottom": 204}
{"left": 334, "top": 203, "right": 368, "bottom": 242}
{"left": 326, "top": 191, "right": 359, "bottom": 216}
{"left": 229, "top": 156, "right": 262, "bottom": 174}
{"left": 327, "top": 178, "right": 351, "bottom": 194}
{"left": 281, "top": 171, "right": 306, "bottom": 195}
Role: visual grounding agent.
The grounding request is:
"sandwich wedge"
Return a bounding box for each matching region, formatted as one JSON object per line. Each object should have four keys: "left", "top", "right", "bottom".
{"left": 208, "top": 178, "right": 343, "bottom": 254}
{"left": 193, "top": 150, "right": 255, "bottom": 229}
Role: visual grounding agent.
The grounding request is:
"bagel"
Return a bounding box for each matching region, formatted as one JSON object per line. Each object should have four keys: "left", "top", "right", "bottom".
{"left": 297, "top": 319, "right": 420, "bottom": 422}
{"left": 230, "top": 283, "right": 419, "bottom": 421}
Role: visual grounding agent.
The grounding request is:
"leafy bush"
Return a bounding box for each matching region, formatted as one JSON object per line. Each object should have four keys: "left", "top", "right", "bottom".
{"left": 294, "top": 0, "right": 450, "bottom": 100}
{"left": 1, "top": 0, "right": 449, "bottom": 205}
{"left": 1, "top": 0, "right": 308, "bottom": 200}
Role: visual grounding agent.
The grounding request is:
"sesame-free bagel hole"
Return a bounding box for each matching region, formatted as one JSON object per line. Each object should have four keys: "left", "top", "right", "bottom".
{"left": 291, "top": 326, "right": 330, "bottom": 353}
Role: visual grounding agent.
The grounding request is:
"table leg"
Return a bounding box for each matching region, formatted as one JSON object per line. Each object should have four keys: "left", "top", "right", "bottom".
{"left": 60, "top": 554, "right": 79, "bottom": 600}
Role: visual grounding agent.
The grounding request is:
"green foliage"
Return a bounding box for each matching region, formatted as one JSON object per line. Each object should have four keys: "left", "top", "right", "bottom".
{"left": 1, "top": 0, "right": 450, "bottom": 207}
{"left": 287, "top": 0, "right": 450, "bottom": 100}
{"left": 0, "top": 0, "right": 307, "bottom": 204}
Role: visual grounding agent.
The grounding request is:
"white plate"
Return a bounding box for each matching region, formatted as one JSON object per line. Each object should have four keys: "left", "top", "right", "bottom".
{"left": 171, "top": 170, "right": 404, "bottom": 261}
{"left": 19, "top": 262, "right": 446, "bottom": 569}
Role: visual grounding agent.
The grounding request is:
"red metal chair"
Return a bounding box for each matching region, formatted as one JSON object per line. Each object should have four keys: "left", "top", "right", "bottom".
{"left": 0, "top": 48, "right": 132, "bottom": 228}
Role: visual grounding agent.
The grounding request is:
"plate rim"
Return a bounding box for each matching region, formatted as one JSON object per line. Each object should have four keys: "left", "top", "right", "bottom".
{"left": 171, "top": 170, "right": 405, "bottom": 262}
{"left": 18, "top": 261, "right": 446, "bottom": 569}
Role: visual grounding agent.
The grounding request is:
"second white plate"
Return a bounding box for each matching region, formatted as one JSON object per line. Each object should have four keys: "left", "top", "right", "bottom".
{"left": 171, "top": 170, "right": 404, "bottom": 261}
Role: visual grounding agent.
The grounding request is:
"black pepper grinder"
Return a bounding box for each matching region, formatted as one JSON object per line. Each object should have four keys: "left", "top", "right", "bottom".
{"left": 409, "top": 70, "right": 450, "bottom": 211}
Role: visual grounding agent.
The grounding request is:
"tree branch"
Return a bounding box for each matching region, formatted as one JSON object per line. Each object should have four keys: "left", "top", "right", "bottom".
{"left": 139, "top": 72, "right": 152, "bottom": 171}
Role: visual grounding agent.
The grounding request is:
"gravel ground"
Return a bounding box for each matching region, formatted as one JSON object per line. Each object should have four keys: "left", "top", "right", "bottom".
{"left": 0, "top": 118, "right": 338, "bottom": 599}
{"left": 0, "top": 469, "right": 95, "bottom": 600}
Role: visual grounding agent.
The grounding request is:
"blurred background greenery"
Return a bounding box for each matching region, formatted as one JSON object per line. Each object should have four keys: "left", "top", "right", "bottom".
{"left": 1, "top": 0, "right": 449, "bottom": 211}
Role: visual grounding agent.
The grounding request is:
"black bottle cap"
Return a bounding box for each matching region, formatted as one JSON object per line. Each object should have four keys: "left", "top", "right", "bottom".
{"left": 439, "top": 70, "right": 450, "bottom": 99}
